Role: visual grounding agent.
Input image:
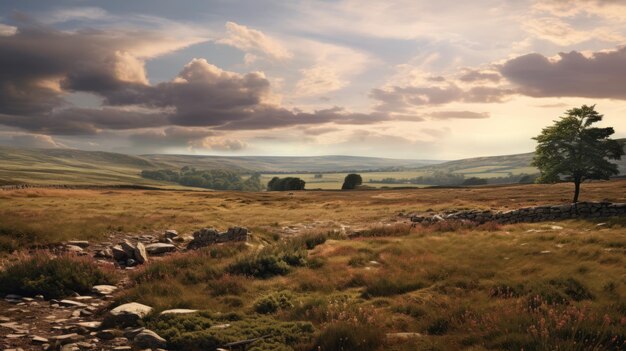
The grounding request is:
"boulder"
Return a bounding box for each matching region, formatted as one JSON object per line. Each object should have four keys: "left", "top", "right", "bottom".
{"left": 120, "top": 240, "right": 136, "bottom": 259}
{"left": 133, "top": 329, "right": 166, "bottom": 349}
{"left": 134, "top": 242, "right": 148, "bottom": 264}
{"left": 145, "top": 243, "right": 176, "bottom": 255}
{"left": 220, "top": 226, "right": 249, "bottom": 242}
{"left": 111, "top": 245, "right": 128, "bottom": 262}
{"left": 104, "top": 302, "right": 153, "bottom": 328}
{"left": 187, "top": 227, "right": 219, "bottom": 250}
{"left": 94, "top": 248, "right": 113, "bottom": 258}
{"left": 59, "top": 300, "right": 87, "bottom": 308}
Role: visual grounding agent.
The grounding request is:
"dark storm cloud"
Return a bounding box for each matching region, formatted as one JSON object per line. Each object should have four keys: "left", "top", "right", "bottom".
{"left": 500, "top": 47, "right": 626, "bottom": 99}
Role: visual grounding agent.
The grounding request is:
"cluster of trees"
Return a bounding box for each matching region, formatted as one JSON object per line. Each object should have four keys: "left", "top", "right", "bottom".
{"left": 371, "top": 172, "right": 538, "bottom": 186}
{"left": 141, "top": 167, "right": 262, "bottom": 191}
{"left": 267, "top": 177, "right": 306, "bottom": 191}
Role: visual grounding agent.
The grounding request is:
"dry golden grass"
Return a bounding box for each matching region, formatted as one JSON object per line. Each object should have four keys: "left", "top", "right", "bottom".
{"left": 0, "top": 180, "right": 624, "bottom": 251}
{"left": 1, "top": 180, "right": 625, "bottom": 350}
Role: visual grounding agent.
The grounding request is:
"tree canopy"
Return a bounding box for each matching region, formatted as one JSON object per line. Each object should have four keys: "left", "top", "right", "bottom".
{"left": 342, "top": 173, "right": 363, "bottom": 190}
{"left": 267, "top": 177, "right": 306, "bottom": 191}
{"left": 531, "top": 105, "right": 624, "bottom": 202}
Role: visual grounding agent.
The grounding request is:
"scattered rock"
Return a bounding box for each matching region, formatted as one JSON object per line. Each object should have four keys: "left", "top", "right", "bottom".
{"left": 31, "top": 335, "right": 48, "bottom": 343}
{"left": 164, "top": 229, "right": 178, "bottom": 239}
{"left": 95, "top": 329, "right": 118, "bottom": 340}
{"left": 65, "top": 245, "right": 84, "bottom": 253}
{"left": 145, "top": 243, "right": 176, "bottom": 255}
{"left": 67, "top": 241, "right": 89, "bottom": 248}
{"left": 134, "top": 242, "right": 148, "bottom": 264}
{"left": 133, "top": 329, "right": 167, "bottom": 349}
{"left": 59, "top": 300, "right": 88, "bottom": 308}
{"left": 104, "top": 302, "right": 153, "bottom": 327}
{"left": 111, "top": 245, "right": 128, "bottom": 262}
{"left": 92, "top": 285, "right": 118, "bottom": 296}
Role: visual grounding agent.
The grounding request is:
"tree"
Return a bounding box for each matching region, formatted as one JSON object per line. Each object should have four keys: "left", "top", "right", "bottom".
{"left": 342, "top": 173, "right": 362, "bottom": 190}
{"left": 532, "top": 105, "right": 624, "bottom": 203}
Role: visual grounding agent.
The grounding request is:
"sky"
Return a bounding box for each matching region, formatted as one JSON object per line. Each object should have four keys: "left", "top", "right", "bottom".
{"left": 0, "top": 0, "right": 625, "bottom": 160}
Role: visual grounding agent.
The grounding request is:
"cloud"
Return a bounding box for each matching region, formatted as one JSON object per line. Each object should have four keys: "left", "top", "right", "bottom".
{"left": 47, "top": 7, "right": 109, "bottom": 24}
{"left": 370, "top": 84, "right": 511, "bottom": 112}
{"left": 523, "top": 16, "right": 623, "bottom": 45}
{"left": 217, "top": 21, "right": 292, "bottom": 61}
{"left": 458, "top": 69, "right": 501, "bottom": 83}
{"left": 429, "top": 111, "right": 490, "bottom": 120}
{"left": 0, "top": 23, "right": 17, "bottom": 36}
{"left": 128, "top": 126, "right": 246, "bottom": 153}
{"left": 295, "top": 65, "right": 347, "bottom": 96}
{"left": 500, "top": 47, "right": 626, "bottom": 99}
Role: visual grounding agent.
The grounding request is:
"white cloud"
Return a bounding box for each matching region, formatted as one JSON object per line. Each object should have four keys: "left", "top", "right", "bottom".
{"left": 217, "top": 21, "right": 292, "bottom": 60}
{"left": 0, "top": 23, "right": 17, "bottom": 36}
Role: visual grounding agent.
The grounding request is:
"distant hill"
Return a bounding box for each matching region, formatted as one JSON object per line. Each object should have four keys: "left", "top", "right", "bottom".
{"left": 419, "top": 138, "right": 626, "bottom": 177}
{"left": 0, "top": 147, "right": 442, "bottom": 186}
{"left": 143, "top": 154, "right": 442, "bottom": 173}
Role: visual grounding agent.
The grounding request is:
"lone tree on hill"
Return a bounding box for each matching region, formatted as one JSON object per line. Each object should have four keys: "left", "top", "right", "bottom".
{"left": 532, "top": 105, "right": 624, "bottom": 203}
{"left": 342, "top": 173, "right": 362, "bottom": 190}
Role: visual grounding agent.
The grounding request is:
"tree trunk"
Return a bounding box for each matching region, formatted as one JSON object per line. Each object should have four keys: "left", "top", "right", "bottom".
{"left": 573, "top": 179, "right": 581, "bottom": 203}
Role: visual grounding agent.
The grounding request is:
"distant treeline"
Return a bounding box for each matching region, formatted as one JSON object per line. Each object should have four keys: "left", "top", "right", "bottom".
{"left": 370, "top": 172, "right": 538, "bottom": 186}
{"left": 267, "top": 177, "right": 306, "bottom": 191}
{"left": 141, "top": 167, "right": 262, "bottom": 191}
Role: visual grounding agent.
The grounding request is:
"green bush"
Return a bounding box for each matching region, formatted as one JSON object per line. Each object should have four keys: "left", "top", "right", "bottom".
{"left": 0, "top": 254, "right": 116, "bottom": 299}
{"left": 315, "top": 322, "right": 384, "bottom": 351}
{"left": 147, "top": 312, "right": 314, "bottom": 351}
{"left": 253, "top": 291, "right": 294, "bottom": 314}
{"left": 427, "top": 318, "right": 450, "bottom": 335}
{"left": 226, "top": 247, "right": 308, "bottom": 279}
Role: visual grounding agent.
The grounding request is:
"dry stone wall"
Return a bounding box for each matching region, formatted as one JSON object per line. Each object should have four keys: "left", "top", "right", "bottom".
{"left": 411, "top": 202, "right": 626, "bottom": 224}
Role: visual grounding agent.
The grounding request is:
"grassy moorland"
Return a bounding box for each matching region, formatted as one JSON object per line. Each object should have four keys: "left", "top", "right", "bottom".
{"left": 0, "top": 181, "right": 625, "bottom": 350}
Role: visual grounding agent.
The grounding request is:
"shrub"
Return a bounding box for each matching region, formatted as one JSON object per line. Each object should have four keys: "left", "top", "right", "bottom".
{"left": 315, "top": 322, "right": 384, "bottom": 351}
{"left": 147, "top": 312, "right": 314, "bottom": 351}
{"left": 427, "top": 318, "right": 450, "bottom": 335}
{"left": 253, "top": 291, "right": 294, "bottom": 314}
{"left": 227, "top": 254, "right": 291, "bottom": 279}
{"left": 208, "top": 274, "right": 248, "bottom": 296}
{"left": 0, "top": 254, "right": 116, "bottom": 299}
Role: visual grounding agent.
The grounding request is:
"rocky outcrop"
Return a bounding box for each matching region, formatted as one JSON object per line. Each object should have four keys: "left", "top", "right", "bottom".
{"left": 411, "top": 202, "right": 626, "bottom": 224}
{"left": 187, "top": 226, "right": 250, "bottom": 250}
{"left": 145, "top": 243, "right": 177, "bottom": 255}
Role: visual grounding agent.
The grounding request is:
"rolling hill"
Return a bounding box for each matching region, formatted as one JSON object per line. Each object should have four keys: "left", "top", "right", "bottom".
{"left": 418, "top": 138, "right": 626, "bottom": 178}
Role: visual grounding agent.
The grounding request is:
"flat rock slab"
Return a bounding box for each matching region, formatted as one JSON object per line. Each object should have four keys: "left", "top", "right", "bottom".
{"left": 92, "top": 285, "right": 118, "bottom": 295}
{"left": 59, "top": 300, "right": 88, "bottom": 308}
{"left": 133, "top": 329, "right": 166, "bottom": 349}
{"left": 145, "top": 243, "right": 177, "bottom": 255}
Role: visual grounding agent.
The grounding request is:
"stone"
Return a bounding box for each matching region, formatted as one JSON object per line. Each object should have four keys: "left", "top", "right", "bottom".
{"left": 92, "top": 285, "right": 117, "bottom": 295}
{"left": 123, "top": 327, "right": 145, "bottom": 339}
{"left": 94, "top": 248, "right": 113, "bottom": 259}
{"left": 145, "top": 243, "right": 176, "bottom": 255}
{"left": 134, "top": 242, "right": 148, "bottom": 264}
{"left": 111, "top": 245, "right": 128, "bottom": 262}
{"left": 164, "top": 230, "right": 178, "bottom": 239}
{"left": 187, "top": 227, "right": 219, "bottom": 250}
{"left": 67, "top": 241, "right": 89, "bottom": 248}
{"left": 120, "top": 240, "right": 136, "bottom": 259}
{"left": 31, "top": 335, "right": 48, "bottom": 343}
{"left": 133, "top": 329, "right": 167, "bottom": 350}
{"left": 126, "top": 258, "right": 137, "bottom": 267}
{"left": 50, "top": 333, "right": 83, "bottom": 344}
{"left": 159, "top": 309, "right": 197, "bottom": 315}
{"left": 104, "top": 302, "right": 153, "bottom": 327}
{"left": 74, "top": 321, "right": 101, "bottom": 330}
{"left": 59, "top": 300, "right": 88, "bottom": 308}
{"left": 65, "top": 245, "right": 84, "bottom": 253}
{"left": 95, "top": 329, "right": 118, "bottom": 340}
